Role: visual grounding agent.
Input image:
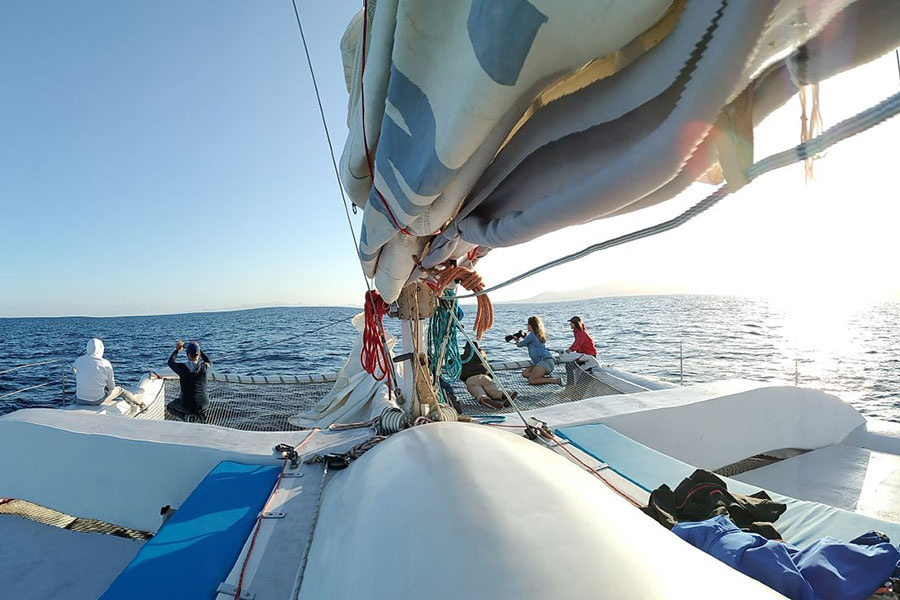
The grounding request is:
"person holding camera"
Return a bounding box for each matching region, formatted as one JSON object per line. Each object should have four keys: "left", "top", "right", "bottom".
{"left": 511, "top": 316, "right": 561, "bottom": 386}
{"left": 166, "top": 340, "right": 212, "bottom": 421}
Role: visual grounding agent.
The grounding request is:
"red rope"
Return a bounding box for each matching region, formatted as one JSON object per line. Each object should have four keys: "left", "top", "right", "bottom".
{"left": 361, "top": 290, "right": 393, "bottom": 398}
{"left": 234, "top": 429, "right": 319, "bottom": 599}
{"left": 359, "top": 0, "right": 411, "bottom": 236}
{"left": 549, "top": 434, "right": 644, "bottom": 508}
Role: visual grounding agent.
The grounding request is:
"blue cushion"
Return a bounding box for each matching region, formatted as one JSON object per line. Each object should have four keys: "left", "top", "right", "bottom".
{"left": 102, "top": 461, "right": 281, "bottom": 600}
{"left": 557, "top": 424, "right": 900, "bottom": 547}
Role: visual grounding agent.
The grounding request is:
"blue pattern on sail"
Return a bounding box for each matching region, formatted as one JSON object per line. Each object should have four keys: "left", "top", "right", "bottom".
{"left": 368, "top": 65, "right": 457, "bottom": 226}
{"left": 467, "top": 0, "right": 547, "bottom": 86}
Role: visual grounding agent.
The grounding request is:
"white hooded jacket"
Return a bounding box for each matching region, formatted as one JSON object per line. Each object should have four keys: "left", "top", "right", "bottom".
{"left": 72, "top": 338, "right": 115, "bottom": 403}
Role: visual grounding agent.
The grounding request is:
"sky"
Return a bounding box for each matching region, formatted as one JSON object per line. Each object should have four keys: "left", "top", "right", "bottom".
{"left": 1, "top": 2, "right": 898, "bottom": 317}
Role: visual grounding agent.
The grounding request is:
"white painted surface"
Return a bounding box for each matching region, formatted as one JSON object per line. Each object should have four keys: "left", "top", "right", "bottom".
{"left": 300, "top": 423, "right": 784, "bottom": 599}
{"left": 60, "top": 375, "right": 163, "bottom": 419}
{"left": 601, "top": 366, "right": 675, "bottom": 391}
{"left": 0, "top": 409, "right": 356, "bottom": 532}
{"left": 842, "top": 419, "right": 900, "bottom": 455}
{"left": 601, "top": 386, "right": 865, "bottom": 470}
{"left": 526, "top": 379, "right": 761, "bottom": 427}
{"left": 527, "top": 381, "right": 865, "bottom": 470}
{"left": 734, "top": 444, "right": 900, "bottom": 524}
{"left": 0, "top": 516, "right": 143, "bottom": 600}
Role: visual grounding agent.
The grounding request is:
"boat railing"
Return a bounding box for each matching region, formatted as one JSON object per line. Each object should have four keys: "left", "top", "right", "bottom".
{"left": 0, "top": 359, "right": 67, "bottom": 403}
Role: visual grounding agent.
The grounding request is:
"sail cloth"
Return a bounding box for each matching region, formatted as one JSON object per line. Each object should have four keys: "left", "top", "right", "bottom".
{"left": 339, "top": 0, "right": 900, "bottom": 302}
{"left": 340, "top": 0, "right": 674, "bottom": 301}
{"left": 290, "top": 313, "right": 396, "bottom": 428}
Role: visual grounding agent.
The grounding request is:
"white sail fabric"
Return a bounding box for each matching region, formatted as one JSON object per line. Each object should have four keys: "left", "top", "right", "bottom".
{"left": 340, "top": 0, "right": 674, "bottom": 300}
{"left": 290, "top": 313, "right": 396, "bottom": 428}
{"left": 339, "top": 0, "right": 900, "bottom": 301}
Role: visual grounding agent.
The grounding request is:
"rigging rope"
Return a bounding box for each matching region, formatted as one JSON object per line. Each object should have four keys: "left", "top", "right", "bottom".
{"left": 448, "top": 307, "right": 534, "bottom": 434}
{"left": 540, "top": 432, "right": 644, "bottom": 508}
{"left": 212, "top": 315, "right": 355, "bottom": 361}
{"left": 234, "top": 429, "right": 319, "bottom": 600}
{"left": 291, "top": 0, "right": 401, "bottom": 395}
{"left": 453, "top": 89, "right": 900, "bottom": 299}
{"left": 427, "top": 290, "right": 462, "bottom": 383}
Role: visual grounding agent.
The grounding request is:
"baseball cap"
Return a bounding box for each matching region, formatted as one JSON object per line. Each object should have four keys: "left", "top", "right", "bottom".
{"left": 185, "top": 342, "right": 200, "bottom": 355}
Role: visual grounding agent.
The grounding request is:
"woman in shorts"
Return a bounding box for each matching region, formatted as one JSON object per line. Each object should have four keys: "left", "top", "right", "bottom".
{"left": 513, "top": 315, "right": 561, "bottom": 386}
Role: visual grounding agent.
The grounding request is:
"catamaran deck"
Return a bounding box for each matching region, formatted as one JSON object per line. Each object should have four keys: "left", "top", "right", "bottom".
{"left": 142, "top": 361, "right": 661, "bottom": 431}
{"left": 2, "top": 380, "right": 900, "bottom": 598}
{"left": 1, "top": 514, "right": 143, "bottom": 599}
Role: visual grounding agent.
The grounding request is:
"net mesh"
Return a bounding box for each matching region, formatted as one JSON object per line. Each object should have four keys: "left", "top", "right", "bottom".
{"left": 142, "top": 361, "right": 622, "bottom": 432}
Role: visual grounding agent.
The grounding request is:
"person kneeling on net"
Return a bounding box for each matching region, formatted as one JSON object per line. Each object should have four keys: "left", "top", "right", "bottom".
{"left": 460, "top": 339, "right": 517, "bottom": 410}
{"left": 166, "top": 340, "right": 211, "bottom": 421}
{"left": 511, "top": 316, "right": 562, "bottom": 386}
{"left": 72, "top": 338, "right": 146, "bottom": 411}
{"left": 559, "top": 316, "right": 600, "bottom": 387}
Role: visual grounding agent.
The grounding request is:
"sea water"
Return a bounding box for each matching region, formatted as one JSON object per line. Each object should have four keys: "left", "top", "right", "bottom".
{"left": 1, "top": 295, "right": 897, "bottom": 422}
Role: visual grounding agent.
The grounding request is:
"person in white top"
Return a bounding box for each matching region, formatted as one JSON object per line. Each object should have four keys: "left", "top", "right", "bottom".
{"left": 72, "top": 338, "right": 144, "bottom": 409}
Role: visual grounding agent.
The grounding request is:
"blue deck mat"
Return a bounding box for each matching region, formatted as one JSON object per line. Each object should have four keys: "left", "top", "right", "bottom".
{"left": 557, "top": 423, "right": 900, "bottom": 547}
{"left": 102, "top": 461, "right": 281, "bottom": 600}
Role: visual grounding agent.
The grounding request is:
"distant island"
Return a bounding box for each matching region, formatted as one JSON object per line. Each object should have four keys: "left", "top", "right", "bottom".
{"left": 510, "top": 282, "right": 668, "bottom": 304}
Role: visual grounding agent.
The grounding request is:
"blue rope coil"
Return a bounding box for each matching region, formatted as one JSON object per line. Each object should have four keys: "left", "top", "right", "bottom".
{"left": 427, "top": 289, "right": 462, "bottom": 386}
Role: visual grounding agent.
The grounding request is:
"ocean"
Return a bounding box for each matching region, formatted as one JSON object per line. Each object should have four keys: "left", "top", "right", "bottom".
{"left": 1, "top": 295, "right": 898, "bottom": 422}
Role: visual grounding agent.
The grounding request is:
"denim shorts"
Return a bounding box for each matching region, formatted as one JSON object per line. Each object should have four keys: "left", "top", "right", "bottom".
{"left": 535, "top": 358, "right": 555, "bottom": 374}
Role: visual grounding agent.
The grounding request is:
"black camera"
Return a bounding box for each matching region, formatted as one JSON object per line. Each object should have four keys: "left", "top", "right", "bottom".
{"left": 505, "top": 330, "right": 526, "bottom": 343}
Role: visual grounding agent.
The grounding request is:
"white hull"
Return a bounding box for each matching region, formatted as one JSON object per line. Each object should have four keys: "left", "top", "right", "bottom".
{"left": 2, "top": 378, "right": 899, "bottom": 598}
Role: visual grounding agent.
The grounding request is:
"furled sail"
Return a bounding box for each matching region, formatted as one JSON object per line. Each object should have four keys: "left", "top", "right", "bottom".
{"left": 339, "top": 0, "right": 900, "bottom": 302}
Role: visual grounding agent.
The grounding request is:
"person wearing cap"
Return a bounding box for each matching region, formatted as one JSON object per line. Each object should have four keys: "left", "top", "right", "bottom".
{"left": 560, "top": 316, "right": 599, "bottom": 387}
{"left": 166, "top": 340, "right": 212, "bottom": 420}
{"left": 72, "top": 338, "right": 146, "bottom": 411}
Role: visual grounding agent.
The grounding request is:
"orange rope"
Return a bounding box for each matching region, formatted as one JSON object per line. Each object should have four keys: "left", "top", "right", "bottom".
{"left": 434, "top": 265, "right": 494, "bottom": 338}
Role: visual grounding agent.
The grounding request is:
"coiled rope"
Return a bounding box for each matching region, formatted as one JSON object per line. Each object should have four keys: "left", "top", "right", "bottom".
{"left": 361, "top": 290, "right": 393, "bottom": 399}
{"left": 434, "top": 265, "right": 494, "bottom": 337}
{"left": 453, "top": 90, "right": 900, "bottom": 299}
{"left": 376, "top": 406, "right": 409, "bottom": 435}
{"left": 427, "top": 289, "right": 462, "bottom": 384}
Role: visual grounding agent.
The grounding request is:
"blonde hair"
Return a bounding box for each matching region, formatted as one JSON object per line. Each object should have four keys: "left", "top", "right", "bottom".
{"left": 528, "top": 315, "right": 547, "bottom": 343}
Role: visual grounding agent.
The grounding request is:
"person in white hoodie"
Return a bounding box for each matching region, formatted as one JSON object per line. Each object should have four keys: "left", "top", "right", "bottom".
{"left": 72, "top": 338, "right": 144, "bottom": 409}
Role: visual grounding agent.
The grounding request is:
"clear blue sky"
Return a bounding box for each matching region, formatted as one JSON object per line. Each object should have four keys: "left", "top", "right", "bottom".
{"left": 1, "top": 1, "right": 363, "bottom": 316}
{"left": 2, "top": 3, "right": 898, "bottom": 317}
